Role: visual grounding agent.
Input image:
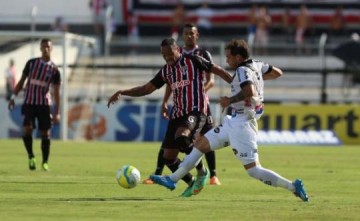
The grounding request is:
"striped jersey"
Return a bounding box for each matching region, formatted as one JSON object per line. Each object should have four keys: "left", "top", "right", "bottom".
{"left": 22, "top": 58, "right": 61, "bottom": 106}
{"left": 180, "top": 45, "right": 213, "bottom": 64}
{"left": 181, "top": 45, "right": 213, "bottom": 102}
{"left": 150, "top": 54, "right": 213, "bottom": 119}
{"left": 231, "top": 59, "right": 272, "bottom": 118}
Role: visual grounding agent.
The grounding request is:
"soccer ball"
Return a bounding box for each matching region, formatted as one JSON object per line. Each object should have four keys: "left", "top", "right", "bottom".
{"left": 116, "top": 165, "right": 141, "bottom": 189}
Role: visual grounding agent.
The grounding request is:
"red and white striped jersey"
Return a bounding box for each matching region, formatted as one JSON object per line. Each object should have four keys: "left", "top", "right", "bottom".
{"left": 22, "top": 58, "right": 61, "bottom": 106}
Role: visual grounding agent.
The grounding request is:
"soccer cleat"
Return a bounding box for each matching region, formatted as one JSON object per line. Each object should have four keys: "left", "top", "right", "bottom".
{"left": 150, "top": 175, "right": 176, "bottom": 191}
{"left": 42, "top": 163, "right": 49, "bottom": 171}
{"left": 192, "top": 168, "right": 210, "bottom": 195}
{"left": 142, "top": 177, "right": 154, "bottom": 185}
{"left": 29, "top": 158, "right": 36, "bottom": 170}
{"left": 293, "top": 179, "right": 309, "bottom": 202}
{"left": 180, "top": 181, "right": 195, "bottom": 197}
{"left": 209, "top": 176, "right": 221, "bottom": 185}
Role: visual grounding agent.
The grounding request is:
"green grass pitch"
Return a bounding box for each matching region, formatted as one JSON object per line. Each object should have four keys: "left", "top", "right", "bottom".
{"left": 0, "top": 139, "right": 359, "bottom": 221}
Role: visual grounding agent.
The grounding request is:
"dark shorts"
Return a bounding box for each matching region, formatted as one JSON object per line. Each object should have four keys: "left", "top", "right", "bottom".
{"left": 161, "top": 111, "right": 207, "bottom": 149}
{"left": 200, "top": 106, "right": 214, "bottom": 135}
{"left": 21, "top": 104, "right": 52, "bottom": 131}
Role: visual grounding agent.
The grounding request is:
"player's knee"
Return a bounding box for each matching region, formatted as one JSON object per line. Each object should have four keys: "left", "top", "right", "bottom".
{"left": 194, "top": 136, "right": 211, "bottom": 153}
{"left": 175, "top": 136, "right": 192, "bottom": 153}
{"left": 163, "top": 158, "right": 175, "bottom": 166}
{"left": 246, "top": 166, "right": 262, "bottom": 179}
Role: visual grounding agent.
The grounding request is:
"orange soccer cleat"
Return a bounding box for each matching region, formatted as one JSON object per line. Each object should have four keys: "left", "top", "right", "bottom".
{"left": 209, "top": 176, "right": 221, "bottom": 185}
{"left": 142, "top": 177, "right": 154, "bottom": 184}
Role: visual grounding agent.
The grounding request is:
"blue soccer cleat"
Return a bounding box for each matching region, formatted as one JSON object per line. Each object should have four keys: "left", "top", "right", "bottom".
{"left": 150, "top": 175, "right": 176, "bottom": 191}
{"left": 293, "top": 179, "right": 309, "bottom": 202}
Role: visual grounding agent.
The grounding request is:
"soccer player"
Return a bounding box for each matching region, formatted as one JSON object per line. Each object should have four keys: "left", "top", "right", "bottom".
{"left": 107, "top": 37, "right": 232, "bottom": 196}
{"left": 4, "top": 59, "right": 17, "bottom": 101}
{"left": 8, "top": 38, "right": 61, "bottom": 171}
{"left": 150, "top": 39, "right": 309, "bottom": 202}
{"left": 142, "top": 23, "right": 221, "bottom": 186}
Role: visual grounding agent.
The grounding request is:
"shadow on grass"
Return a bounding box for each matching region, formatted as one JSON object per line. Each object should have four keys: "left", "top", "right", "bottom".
{"left": 55, "top": 197, "right": 163, "bottom": 202}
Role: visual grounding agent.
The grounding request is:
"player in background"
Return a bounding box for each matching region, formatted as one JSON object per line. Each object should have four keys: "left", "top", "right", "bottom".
{"left": 151, "top": 39, "right": 309, "bottom": 202}
{"left": 8, "top": 38, "right": 61, "bottom": 171}
{"left": 143, "top": 23, "right": 221, "bottom": 186}
{"left": 108, "top": 38, "right": 232, "bottom": 197}
{"left": 5, "top": 59, "right": 17, "bottom": 101}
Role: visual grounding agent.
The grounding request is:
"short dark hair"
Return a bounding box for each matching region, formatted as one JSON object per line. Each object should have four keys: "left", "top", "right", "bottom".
{"left": 40, "top": 38, "right": 52, "bottom": 45}
{"left": 225, "top": 39, "right": 250, "bottom": 59}
{"left": 161, "top": 37, "right": 177, "bottom": 47}
{"left": 183, "top": 23, "right": 197, "bottom": 29}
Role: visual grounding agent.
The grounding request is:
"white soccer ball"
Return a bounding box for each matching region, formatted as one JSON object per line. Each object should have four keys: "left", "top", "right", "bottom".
{"left": 116, "top": 165, "right": 141, "bottom": 189}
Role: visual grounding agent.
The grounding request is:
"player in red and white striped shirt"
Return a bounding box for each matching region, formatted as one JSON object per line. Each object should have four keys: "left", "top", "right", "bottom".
{"left": 8, "top": 38, "right": 61, "bottom": 171}
{"left": 143, "top": 24, "right": 222, "bottom": 186}
{"left": 108, "top": 37, "right": 232, "bottom": 196}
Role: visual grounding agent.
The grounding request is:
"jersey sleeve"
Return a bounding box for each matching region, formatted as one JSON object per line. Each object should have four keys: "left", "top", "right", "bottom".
{"left": 236, "top": 67, "right": 254, "bottom": 88}
{"left": 52, "top": 67, "right": 61, "bottom": 85}
{"left": 261, "top": 62, "right": 273, "bottom": 75}
{"left": 202, "top": 50, "right": 213, "bottom": 63}
{"left": 150, "top": 69, "right": 166, "bottom": 89}
{"left": 190, "top": 55, "right": 213, "bottom": 73}
{"left": 22, "top": 59, "right": 32, "bottom": 78}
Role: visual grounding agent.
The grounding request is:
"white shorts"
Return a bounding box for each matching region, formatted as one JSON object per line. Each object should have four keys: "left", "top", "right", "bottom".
{"left": 205, "top": 114, "right": 259, "bottom": 165}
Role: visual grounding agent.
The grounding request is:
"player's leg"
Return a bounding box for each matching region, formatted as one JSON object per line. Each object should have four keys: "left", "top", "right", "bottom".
{"left": 38, "top": 105, "right": 52, "bottom": 171}
{"left": 154, "top": 148, "right": 165, "bottom": 175}
{"left": 160, "top": 118, "right": 195, "bottom": 187}
{"left": 232, "top": 118, "right": 309, "bottom": 201}
{"left": 201, "top": 114, "right": 221, "bottom": 185}
{"left": 21, "top": 105, "right": 36, "bottom": 170}
{"left": 204, "top": 151, "right": 221, "bottom": 185}
{"left": 151, "top": 113, "right": 208, "bottom": 194}
{"left": 245, "top": 162, "right": 309, "bottom": 201}
{"left": 151, "top": 117, "right": 229, "bottom": 193}
{"left": 175, "top": 113, "right": 209, "bottom": 194}
{"left": 162, "top": 148, "right": 194, "bottom": 188}
{"left": 143, "top": 147, "right": 165, "bottom": 184}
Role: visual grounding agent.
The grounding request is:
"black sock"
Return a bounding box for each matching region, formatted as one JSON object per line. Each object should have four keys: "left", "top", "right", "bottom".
{"left": 195, "top": 159, "right": 204, "bottom": 171}
{"left": 154, "top": 148, "right": 165, "bottom": 175}
{"left": 41, "top": 137, "right": 50, "bottom": 164}
{"left": 22, "top": 135, "right": 34, "bottom": 159}
{"left": 166, "top": 158, "right": 193, "bottom": 185}
{"left": 205, "top": 151, "right": 216, "bottom": 177}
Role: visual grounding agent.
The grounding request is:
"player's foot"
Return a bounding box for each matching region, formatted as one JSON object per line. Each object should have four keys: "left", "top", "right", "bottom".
{"left": 29, "top": 158, "right": 36, "bottom": 170}
{"left": 293, "top": 179, "right": 309, "bottom": 202}
{"left": 150, "top": 175, "right": 176, "bottom": 191}
{"left": 142, "top": 177, "right": 154, "bottom": 184}
{"left": 42, "top": 163, "right": 49, "bottom": 171}
{"left": 180, "top": 181, "right": 195, "bottom": 197}
{"left": 209, "top": 176, "right": 221, "bottom": 185}
{"left": 192, "top": 168, "right": 210, "bottom": 195}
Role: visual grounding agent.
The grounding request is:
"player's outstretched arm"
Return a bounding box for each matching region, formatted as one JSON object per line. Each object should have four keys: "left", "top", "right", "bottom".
{"left": 210, "top": 64, "right": 233, "bottom": 84}
{"left": 263, "top": 66, "right": 283, "bottom": 80}
{"left": 107, "top": 82, "right": 157, "bottom": 108}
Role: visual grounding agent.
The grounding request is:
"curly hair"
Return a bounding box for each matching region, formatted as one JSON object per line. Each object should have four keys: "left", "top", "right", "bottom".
{"left": 225, "top": 39, "right": 250, "bottom": 59}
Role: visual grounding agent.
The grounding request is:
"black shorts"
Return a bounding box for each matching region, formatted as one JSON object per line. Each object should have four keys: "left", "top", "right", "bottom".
{"left": 21, "top": 104, "right": 52, "bottom": 131}
{"left": 200, "top": 106, "right": 214, "bottom": 135}
{"left": 161, "top": 111, "right": 206, "bottom": 149}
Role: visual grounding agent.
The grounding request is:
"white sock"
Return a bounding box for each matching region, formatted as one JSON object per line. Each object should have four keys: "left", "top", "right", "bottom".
{"left": 247, "top": 166, "right": 295, "bottom": 192}
{"left": 169, "top": 148, "right": 203, "bottom": 182}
